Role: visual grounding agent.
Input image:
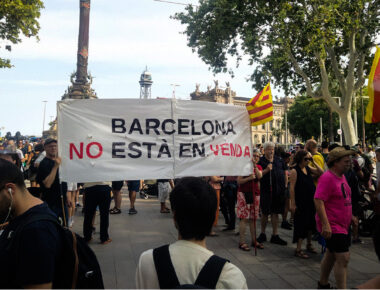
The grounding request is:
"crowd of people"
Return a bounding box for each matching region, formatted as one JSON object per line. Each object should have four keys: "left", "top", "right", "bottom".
{"left": 0, "top": 136, "right": 379, "bottom": 289}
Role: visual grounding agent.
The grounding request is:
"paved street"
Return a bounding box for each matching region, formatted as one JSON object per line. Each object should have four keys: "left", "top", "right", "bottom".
{"left": 72, "top": 192, "right": 379, "bottom": 289}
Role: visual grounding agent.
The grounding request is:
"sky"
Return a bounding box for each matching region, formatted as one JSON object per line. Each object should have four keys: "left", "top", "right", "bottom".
{"left": 0, "top": 0, "right": 283, "bottom": 137}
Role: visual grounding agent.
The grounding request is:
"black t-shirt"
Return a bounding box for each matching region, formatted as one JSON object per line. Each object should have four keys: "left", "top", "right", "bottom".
{"left": 0, "top": 203, "right": 62, "bottom": 288}
{"left": 258, "top": 156, "right": 287, "bottom": 196}
{"left": 36, "top": 157, "right": 67, "bottom": 207}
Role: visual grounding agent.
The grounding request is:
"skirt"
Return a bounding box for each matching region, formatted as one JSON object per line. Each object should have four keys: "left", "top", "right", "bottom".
{"left": 237, "top": 192, "right": 260, "bottom": 220}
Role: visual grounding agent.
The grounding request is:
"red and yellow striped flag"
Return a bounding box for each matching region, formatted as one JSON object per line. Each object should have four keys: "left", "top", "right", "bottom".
{"left": 365, "top": 46, "right": 380, "bottom": 124}
{"left": 246, "top": 82, "right": 274, "bottom": 126}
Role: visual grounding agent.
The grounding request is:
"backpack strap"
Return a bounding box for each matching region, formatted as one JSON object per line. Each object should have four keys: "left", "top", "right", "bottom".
{"left": 6, "top": 213, "right": 60, "bottom": 251}
{"left": 153, "top": 245, "right": 180, "bottom": 289}
{"left": 194, "top": 255, "right": 229, "bottom": 289}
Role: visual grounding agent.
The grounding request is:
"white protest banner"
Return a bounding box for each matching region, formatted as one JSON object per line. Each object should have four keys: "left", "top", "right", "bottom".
{"left": 58, "top": 98, "right": 253, "bottom": 182}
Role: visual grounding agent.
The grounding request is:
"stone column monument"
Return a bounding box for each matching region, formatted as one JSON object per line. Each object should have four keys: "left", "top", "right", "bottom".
{"left": 62, "top": 0, "right": 97, "bottom": 100}
{"left": 44, "top": 0, "right": 97, "bottom": 138}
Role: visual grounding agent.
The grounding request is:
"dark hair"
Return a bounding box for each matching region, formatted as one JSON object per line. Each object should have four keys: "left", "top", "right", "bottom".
{"left": 293, "top": 150, "right": 309, "bottom": 165}
{"left": 344, "top": 145, "right": 351, "bottom": 150}
{"left": 328, "top": 143, "right": 339, "bottom": 152}
{"left": 375, "top": 147, "right": 380, "bottom": 154}
{"left": 275, "top": 146, "right": 285, "bottom": 157}
{"left": 296, "top": 143, "right": 304, "bottom": 149}
{"left": 34, "top": 143, "right": 44, "bottom": 152}
{"left": 169, "top": 177, "right": 217, "bottom": 240}
{"left": 0, "top": 159, "right": 26, "bottom": 190}
{"left": 321, "top": 141, "right": 329, "bottom": 149}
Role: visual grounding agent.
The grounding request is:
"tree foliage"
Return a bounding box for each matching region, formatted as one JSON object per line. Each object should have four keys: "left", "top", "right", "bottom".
{"left": 286, "top": 95, "right": 339, "bottom": 142}
{"left": 174, "top": 0, "right": 380, "bottom": 145}
{"left": 0, "top": 0, "right": 44, "bottom": 68}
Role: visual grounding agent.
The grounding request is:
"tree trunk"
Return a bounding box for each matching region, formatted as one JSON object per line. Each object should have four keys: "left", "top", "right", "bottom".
{"left": 340, "top": 110, "right": 358, "bottom": 146}
{"left": 328, "top": 107, "right": 334, "bottom": 143}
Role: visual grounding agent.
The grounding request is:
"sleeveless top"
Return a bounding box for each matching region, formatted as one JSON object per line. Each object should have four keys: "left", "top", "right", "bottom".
{"left": 294, "top": 165, "right": 316, "bottom": 212}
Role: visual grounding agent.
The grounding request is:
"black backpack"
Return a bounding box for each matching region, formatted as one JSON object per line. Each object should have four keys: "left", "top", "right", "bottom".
{"left": 8, "top": 213, "right": 104, "bottom": 289}
{"left": 153, "top": 244, "right": 228, "bottom": 289}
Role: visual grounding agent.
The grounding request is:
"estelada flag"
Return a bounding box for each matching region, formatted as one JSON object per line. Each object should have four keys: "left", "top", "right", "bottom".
{"left": 246, "top": 82, "right": 274, "bottom": 126}
{"left": 365, "top": 46, "right": 380, "bottom": 124}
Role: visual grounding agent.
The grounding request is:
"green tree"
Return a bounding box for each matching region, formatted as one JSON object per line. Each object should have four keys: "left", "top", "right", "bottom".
{"left": 174, "top": 0, "right": 380, "bottom": 145}
{"left": 286, "top": 95, "right": 339, "bottom": 142}
{"left": 0, "top": 0, "right": 44, "bottom": 68}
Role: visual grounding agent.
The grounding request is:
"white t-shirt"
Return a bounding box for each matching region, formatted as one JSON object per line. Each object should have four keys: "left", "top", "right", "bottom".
{"left": 135, "top": 240, "right": 247, "bottom": 289}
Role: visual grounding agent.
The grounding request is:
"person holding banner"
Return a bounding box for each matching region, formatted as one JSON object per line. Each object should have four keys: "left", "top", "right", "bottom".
{"left": 237, "top": 149, "right": 264, "bottom": 251}
{"left": 257, "top": 142, "right": 288, "bottom": 246}
{"left": 36, "top": 138, "right": 69, "bottom": 226}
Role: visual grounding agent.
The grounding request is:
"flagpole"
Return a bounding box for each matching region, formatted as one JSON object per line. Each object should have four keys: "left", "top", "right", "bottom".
{"left": 361, "top": 87, "right": 365, "bottom": 148}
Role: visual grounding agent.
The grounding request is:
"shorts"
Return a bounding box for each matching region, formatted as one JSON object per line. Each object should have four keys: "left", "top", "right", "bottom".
{"left": 260, "top": 190, "right": 285, "bottom": 215}
{"left": 158, "top": 182, "right": 171, "bottom": 203}
{"left": 326, "top": 234, "right": 351, "bottom": 253}
{"left": 67, "top": 182, "right": 78, "bottom": 191}
{"left": 127, "top": 180, "right": 140, "bottom": 192}
{"left": 112, "top": 181, "right": 124, "bottom": 191}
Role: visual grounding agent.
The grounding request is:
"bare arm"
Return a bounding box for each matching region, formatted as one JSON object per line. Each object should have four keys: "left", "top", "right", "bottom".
{"left": 42, "top": 157, "right": 61, "bottom": 189}
{"left": 254, "top": 165, "right": 262, "bottom": 180}
{"left": 237, "top": 175, "right": 254, "bottom": 185}
{"left": 210, "top": 176, "right": 223, "bottom": 183}
{"left": 169, "top": 179, "right": 174, "bottom": 189}
{"left": 308, "top": 158, "right": 324, "bottom": 177}
{"left": 262, "top": 163, "right": 272, "bottom": 176}
{"left": 285, "top": 170, "right": 289, "bottom": 187}
{"left": 289, "top": 169, "right": 297, "bottom": 212}
{"left": 314, "top": 198, "right": 332, "bottom": 239}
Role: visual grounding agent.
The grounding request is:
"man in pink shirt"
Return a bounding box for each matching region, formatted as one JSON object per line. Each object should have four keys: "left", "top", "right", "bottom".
{"left": 314, "top": 147, "right": 355, "bottom": 289}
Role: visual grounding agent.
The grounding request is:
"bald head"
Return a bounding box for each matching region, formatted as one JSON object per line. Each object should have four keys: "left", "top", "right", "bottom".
{"left": 306, "top": 139, "right": 317, "bottom": 153}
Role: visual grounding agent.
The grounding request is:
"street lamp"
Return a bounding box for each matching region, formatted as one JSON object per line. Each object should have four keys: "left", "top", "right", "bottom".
{"left": 170, "top": 84, "right": 180, "bottom": 99}
{"left": 42, "top": 101, "right": 48, "bottom": 134}
{"left": 332, "top": 97, "right": 343, "bottom": 145}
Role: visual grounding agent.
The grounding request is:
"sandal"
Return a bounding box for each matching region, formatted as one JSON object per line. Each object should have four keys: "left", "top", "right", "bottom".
{"left": 251, "top": 241, "right": 264, "bottom": 249}
{"left": 110, "top": 208, "right": 121, "bottom": 214}
{"left": 295, "top": 250, "right": 309, "bottom": 259}
{"left": 307, "top": 244, "right": 317, "bottom": 254}
{"left": 239, "top": 243, "right": 251, "bottom": 251}
{"left": 160, "top": 209, "right": 170, "bottom": 213}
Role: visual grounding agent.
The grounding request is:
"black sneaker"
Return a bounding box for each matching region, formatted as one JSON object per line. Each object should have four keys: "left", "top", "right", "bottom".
{"left": 317, "top": 281, "right": 333, "bottom": 289}
{"left": 281, "top": 220, "right": 292, "bottom": 230}
{"left": 257, "top": 233, "right": 267, "bottom": 243}
{"left": 129, "top": 208, "right": 138, "bottom": 215}
{"left": 270, "top": 235, "right": 287, "bottom": 246}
